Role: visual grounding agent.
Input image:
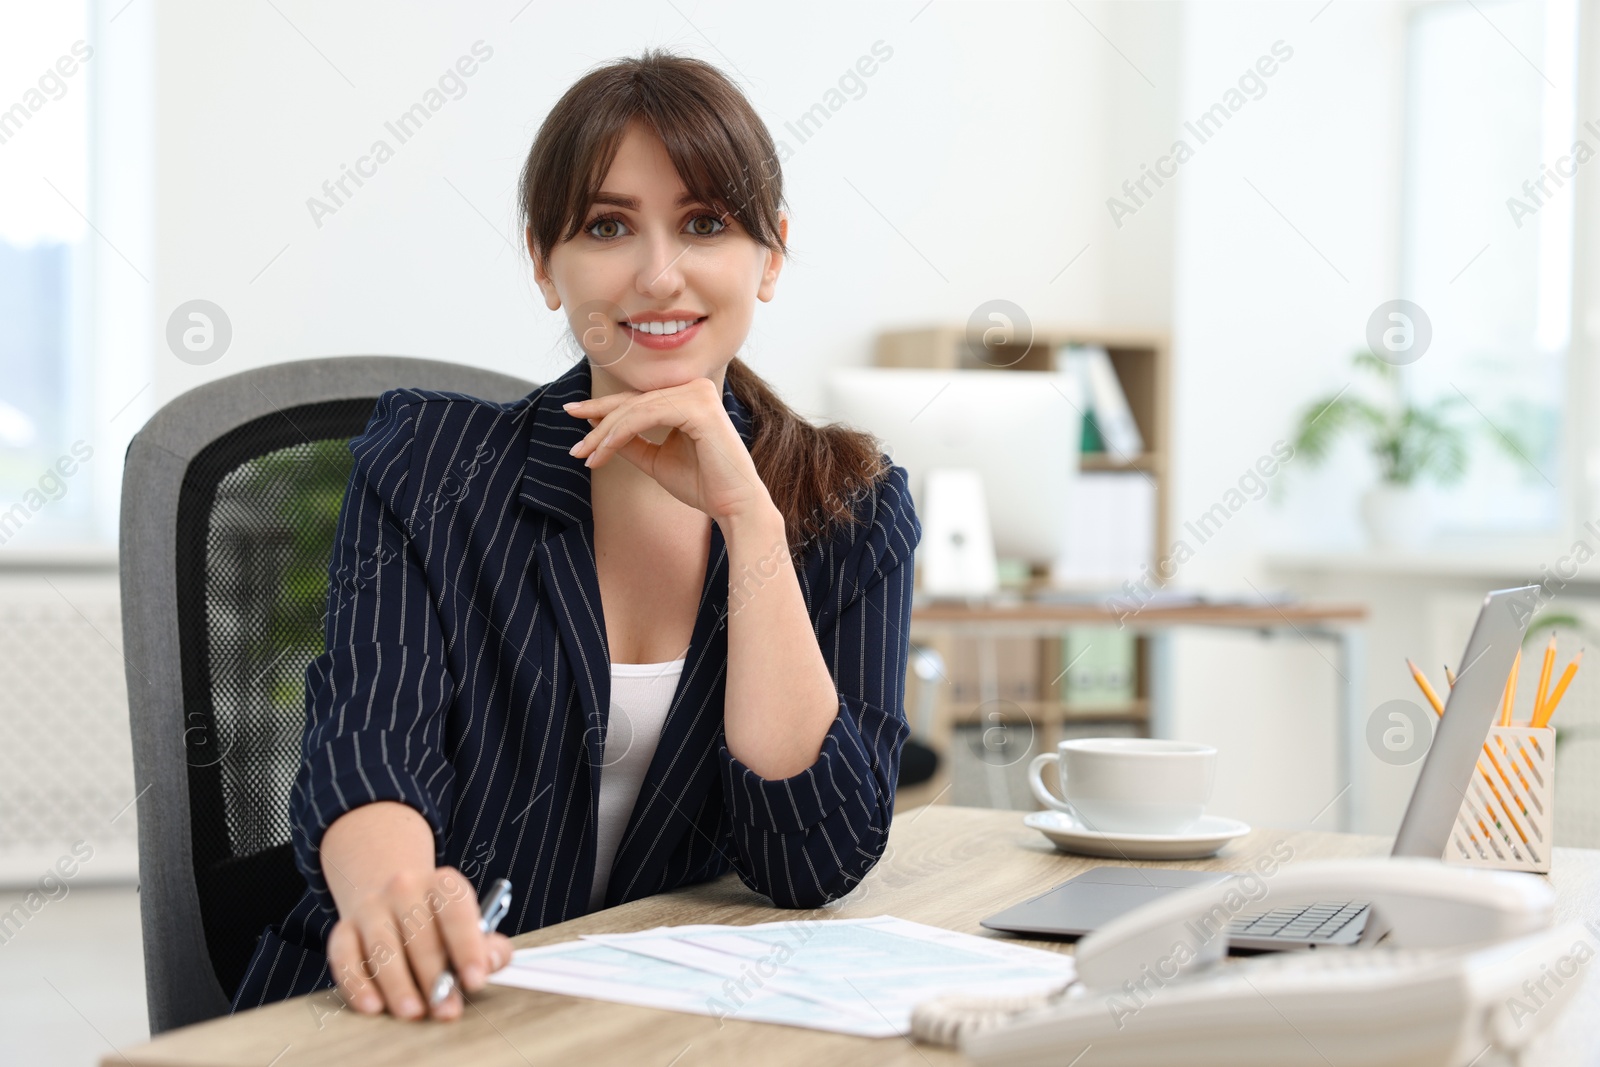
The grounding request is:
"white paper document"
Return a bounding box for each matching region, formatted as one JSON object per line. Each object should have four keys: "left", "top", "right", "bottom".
{"left": 487, "top": 914, "right": 1076, "bottom": 1037}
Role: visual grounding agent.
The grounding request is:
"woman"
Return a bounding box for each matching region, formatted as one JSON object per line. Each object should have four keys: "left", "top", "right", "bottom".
{"left": 230, "top": 49, "right": 921, "bottom": 1022}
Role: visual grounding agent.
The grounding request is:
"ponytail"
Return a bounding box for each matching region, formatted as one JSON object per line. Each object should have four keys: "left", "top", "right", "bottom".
{"left": 724, "top": 357, "right": 890, "bottom": 561}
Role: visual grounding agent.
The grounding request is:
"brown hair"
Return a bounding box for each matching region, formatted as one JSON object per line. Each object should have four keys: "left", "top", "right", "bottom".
{"left": 518, "top": 49, "right": 890, "bottom": 559}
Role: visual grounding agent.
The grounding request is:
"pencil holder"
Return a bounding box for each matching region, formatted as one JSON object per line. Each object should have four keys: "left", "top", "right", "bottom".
{"left": 1445, "top": 724, "right": 1556, "bottom": 874}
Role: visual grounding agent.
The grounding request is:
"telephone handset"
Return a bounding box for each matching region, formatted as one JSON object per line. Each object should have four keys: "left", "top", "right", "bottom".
{"left": 914, "top": 859, "right": 1590, "bottom": 1067}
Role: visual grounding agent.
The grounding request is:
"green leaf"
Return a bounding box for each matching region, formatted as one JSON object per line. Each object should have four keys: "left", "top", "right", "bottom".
{"left": 1287, "top": 348, "right": 1508, "bottom": 490}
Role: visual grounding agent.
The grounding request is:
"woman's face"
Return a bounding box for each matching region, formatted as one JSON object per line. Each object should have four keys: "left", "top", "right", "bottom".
{"left": 531, "top": 119, "right": 786, "bottom": 395}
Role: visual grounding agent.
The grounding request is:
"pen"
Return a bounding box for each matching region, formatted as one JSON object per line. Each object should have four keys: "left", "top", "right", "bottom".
{"left": 429, "top": 877, "right": 513, "bottom": 1009}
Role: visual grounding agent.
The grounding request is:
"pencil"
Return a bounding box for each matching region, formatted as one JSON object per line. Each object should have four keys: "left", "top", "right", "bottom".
{"left": 1406, "top": 658, "right": 1445, "bottom": 715}
{"left": 1533, "top": 649, "right": 1582, "bottom": 729}
{"left": 1532, "top": 632, "right": 1557, "bottom": 725}
{"left": 1475, "top": 756, "right": 1531, "bottom": 844}
{"left": 1414, "top": 659, "right": 1523, "bottom": 844}
{"left": 1409, "top": 656, "right": 1530, "bottom": 833}
{"left": 1444, "top": 664, "right": 1456, "bottom": 688}
{"left": 1500, "top": 648, "right": 1521, "bottom": 727}
{"left": 1407, "top": 653, "right": 1517, "bottom": 784}
{"left": 1489, "top": 728, "right": 1534, "bottom": 806}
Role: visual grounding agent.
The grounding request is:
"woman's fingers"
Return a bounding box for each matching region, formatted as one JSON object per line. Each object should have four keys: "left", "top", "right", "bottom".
{"left": 357, "top": 912, "right": 426, "bottom": 1020}
{"left": 566, "top": 381, "right": 712, "bottom": 453}
{"left": 568, "top": 407, "right": 640, "bottom": 462}
{"left": 561, "top": 393, "right": 632, "bottom": 448}
{"left": 608, "top": 432, "right": 665, "bottom": 475}
{"left": 570, "top": 390, "right": 703, "bottom": 467}
{"left": 385, "top": 875, "right": 455, "bottom": 1019}
{"left": 327, "top": 918, "right": 381, "bottom": 1015}
{"left": 434, "top": 871, "right": 493, "bottom": 994}
{"left": 562, "top": 390, "right": 633, "bottom": 418}
{"left": 486, "top": 931, "right": 514, "bottom": 972}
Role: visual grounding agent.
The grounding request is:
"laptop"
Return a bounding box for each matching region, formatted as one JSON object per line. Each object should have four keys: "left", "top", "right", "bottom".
{"left": 980, "top": 584, "right": 1541, "bottom": 952}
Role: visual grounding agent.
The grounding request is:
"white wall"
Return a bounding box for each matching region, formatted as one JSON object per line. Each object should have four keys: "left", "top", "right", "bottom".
{"left": 89, "top": 0, "right": 155, "bottom": 546}
{"left": 1099, "top": 1, "right": 1182, "bottom": 331}
{"left": 1121, "top": 1, "right": 1413, "bottom": 831}
{"left": 136, "top": 0, "right": 1125, "bottom": 425}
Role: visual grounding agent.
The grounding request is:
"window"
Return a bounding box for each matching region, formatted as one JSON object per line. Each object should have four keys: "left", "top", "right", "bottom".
{"left": 1399, "top": 0, "right": 1579, "bottom": 534}
{"left": 0, "top": 1, "right": 97, "bottom": 549}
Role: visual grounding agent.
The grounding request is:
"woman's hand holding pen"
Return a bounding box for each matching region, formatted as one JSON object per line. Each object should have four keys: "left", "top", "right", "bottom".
{"left": 563, "top": 376, "right": 774, "bottom": 528}
{"left": 321, "top": 804, "right": 512, "bottom": 1022}
{"left": 325, "top": 864, "right": 514, "bottom": 1021}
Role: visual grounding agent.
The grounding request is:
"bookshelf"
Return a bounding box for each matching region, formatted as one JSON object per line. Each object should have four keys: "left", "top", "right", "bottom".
{"left": 875, "top": 324, "right": 1172, "bottom": 810}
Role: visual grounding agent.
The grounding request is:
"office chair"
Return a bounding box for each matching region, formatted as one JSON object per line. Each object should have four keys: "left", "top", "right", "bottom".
{"left": 119, "top": 357, "right": 536, "bottom": 1034}
{"left": 898, "top": 644, "right": 944, "bottom": 787}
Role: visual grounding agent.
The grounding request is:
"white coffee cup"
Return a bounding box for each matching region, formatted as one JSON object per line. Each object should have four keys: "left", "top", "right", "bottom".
{"left": 1027, "top": 738, "right": 1217, "bottom": 835}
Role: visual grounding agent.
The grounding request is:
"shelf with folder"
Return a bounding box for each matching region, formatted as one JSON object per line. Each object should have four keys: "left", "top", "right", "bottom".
{"left": 1078, "top": 452, "right": 1162, "bottom": 473}
{"left": 946, "top": 700, "right": 1150, "bottom": 724}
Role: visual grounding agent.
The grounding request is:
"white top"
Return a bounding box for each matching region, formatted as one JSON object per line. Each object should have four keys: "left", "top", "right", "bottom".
{"left": 589, "top": 656, "right": 686, "bottom": 910}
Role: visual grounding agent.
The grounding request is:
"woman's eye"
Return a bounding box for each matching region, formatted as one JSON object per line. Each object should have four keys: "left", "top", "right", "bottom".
{"left": 587, "top": 215, "right": 627, "bottom": 240}
{"left": 689, "top": 214, "right": 727, "bottom": 237}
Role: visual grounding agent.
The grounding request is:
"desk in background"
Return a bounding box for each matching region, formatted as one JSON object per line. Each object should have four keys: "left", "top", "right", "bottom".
{"left": 907, "top": 598, "right": 1368, "bottom": 828}
{"left": 108, "top": 805, "right": 1599, "bottom": 1067}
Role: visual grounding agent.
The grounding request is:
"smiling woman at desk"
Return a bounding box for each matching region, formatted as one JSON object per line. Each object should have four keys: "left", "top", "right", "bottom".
{"left": 230, "top": 50, "right": 921, "bottom": 1023}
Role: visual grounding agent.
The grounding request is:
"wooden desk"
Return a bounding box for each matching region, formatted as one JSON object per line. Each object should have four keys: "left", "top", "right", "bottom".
{"left": 110, "top": 805, "right": 1599, "bottom": 1067}
{"left": 909, "top": 599, "right": 1368, "bottom": 628}
{"left": 907, "top": 598, "right": 1369, "bottom": 827}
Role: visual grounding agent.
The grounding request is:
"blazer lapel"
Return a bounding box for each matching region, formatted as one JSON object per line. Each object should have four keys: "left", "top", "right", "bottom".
{"left": 534, "top": 523, "right": 611, "bottom": 775}
{"left": 522, "top": 359, "right": 611, "bottom": 778}
{"left": 517, "top": 358, "right": 758, "bottom": 904}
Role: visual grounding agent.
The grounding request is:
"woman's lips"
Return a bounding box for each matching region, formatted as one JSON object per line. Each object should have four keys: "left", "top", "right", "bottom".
{"left": 622, "top": 316, "right": 707, "bottom": 350}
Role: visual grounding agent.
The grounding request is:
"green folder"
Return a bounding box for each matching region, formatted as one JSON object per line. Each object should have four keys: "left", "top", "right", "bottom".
{"left": 1062, "top": 627, "right": 1136, "bottom": 709}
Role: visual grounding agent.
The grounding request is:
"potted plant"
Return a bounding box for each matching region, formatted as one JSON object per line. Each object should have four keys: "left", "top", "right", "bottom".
{"left": 1290, "top": 350, "right": 1520, "bottom": 550}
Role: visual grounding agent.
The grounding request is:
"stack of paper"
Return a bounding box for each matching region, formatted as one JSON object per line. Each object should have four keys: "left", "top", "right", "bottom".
{"left": 488, "top": 914, "right": 1077, "bottom": 1038}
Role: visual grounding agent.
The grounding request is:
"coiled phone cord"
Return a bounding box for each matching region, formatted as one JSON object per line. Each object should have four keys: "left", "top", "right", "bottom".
{"left": 909, "top": 978, "right": 1082, "bottom": 1048}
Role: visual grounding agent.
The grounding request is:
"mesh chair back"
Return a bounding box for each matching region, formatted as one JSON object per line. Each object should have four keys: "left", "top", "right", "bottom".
{"left": 177, "top": 400, "right": 380, "bottom": 1001}
{"left": 121, "top": 358, "right": 535, "bottom": 1033}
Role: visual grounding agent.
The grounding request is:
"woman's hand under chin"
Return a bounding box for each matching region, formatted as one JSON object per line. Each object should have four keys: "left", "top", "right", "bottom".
{"left": 563, "top": 376, "right": 775, "bottom": 527}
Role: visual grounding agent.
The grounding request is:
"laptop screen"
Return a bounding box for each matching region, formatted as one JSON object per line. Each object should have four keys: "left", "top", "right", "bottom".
{"left": 1390, "top": 585, "right": 1540, "bottom": 859}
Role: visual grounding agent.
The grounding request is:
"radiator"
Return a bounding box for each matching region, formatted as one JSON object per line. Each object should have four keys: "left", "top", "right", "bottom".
{"left": 0, "top": 573, "right": 139, "bottom": 886}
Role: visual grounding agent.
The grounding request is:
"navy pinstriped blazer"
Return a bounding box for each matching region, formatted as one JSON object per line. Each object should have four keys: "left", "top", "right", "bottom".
{"left": 229, "top": 356, "right": 922, "bottom": 1010}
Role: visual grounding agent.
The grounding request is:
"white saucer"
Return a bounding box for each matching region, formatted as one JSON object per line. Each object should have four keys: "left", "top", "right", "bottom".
{"left": 1024, "top": 810, "right": 1252, "bottom": 860}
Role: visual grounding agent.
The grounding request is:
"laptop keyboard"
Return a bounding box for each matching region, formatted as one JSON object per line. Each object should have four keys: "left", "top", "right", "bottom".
{"left": 1227, "top": 901, "right": 1370, "bottom": 941}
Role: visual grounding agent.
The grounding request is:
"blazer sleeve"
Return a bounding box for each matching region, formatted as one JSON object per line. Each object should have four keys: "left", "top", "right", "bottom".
{"left": 287, "top": 390, "right": 459, "bottom": 919}
{"left": 716, "top": 459, "right": 921, "bottom": 908}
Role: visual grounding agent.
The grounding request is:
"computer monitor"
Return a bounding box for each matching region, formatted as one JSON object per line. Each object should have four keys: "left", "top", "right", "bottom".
{"left": 824, "top": 367, "right": 1082, "bottom": 595}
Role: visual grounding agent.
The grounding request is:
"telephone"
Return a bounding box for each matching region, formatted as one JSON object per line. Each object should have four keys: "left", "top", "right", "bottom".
{"left": 912, "top": 858, "right": 1591, "bottom": 1066}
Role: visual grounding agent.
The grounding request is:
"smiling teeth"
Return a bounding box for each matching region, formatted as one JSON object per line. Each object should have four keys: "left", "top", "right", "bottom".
{"left": 626, "top": 318, "right": 701, "bottom": 335}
